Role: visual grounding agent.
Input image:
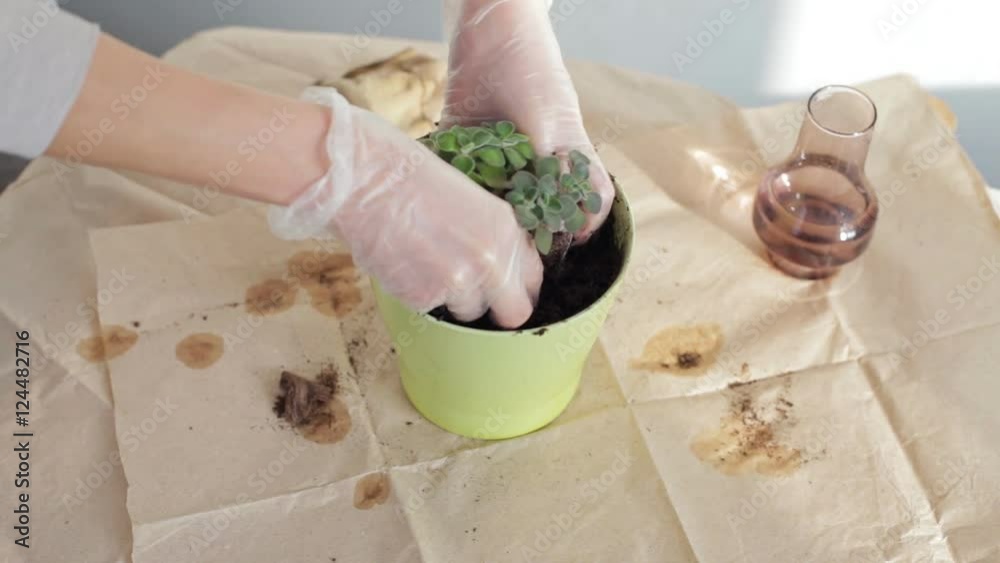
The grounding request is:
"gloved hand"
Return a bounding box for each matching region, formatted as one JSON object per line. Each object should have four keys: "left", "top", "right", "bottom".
{"left": 442, "top": 0, "right": 614, "bottom": 241}
{"left": 269, "top": 87, "right": 543, "bottom": 328}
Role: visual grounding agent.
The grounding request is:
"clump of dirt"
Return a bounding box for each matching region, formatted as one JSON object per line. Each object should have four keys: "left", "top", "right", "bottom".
{"left": 273, "top": 367, "right": 351, "bottom": 444}
{"left": 677, "top": 352, "right": 702, "bottom": 369}
{"left": 429, "top": 208, "right": 623, "bottom": 330}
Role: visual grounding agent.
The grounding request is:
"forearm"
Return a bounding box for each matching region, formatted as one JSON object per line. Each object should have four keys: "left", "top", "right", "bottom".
{"left": 46, "top": 34, "right": 329, "bottom": 205}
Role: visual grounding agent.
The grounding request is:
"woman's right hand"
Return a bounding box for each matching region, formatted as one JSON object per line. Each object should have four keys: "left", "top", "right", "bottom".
{"left": 269, "top": 87, "right": 543, "bottom": 328}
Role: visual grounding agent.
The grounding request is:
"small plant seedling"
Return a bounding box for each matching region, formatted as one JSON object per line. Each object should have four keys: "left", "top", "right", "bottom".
{"left": 421, "top": 121, "right": 601, "bottom": 255}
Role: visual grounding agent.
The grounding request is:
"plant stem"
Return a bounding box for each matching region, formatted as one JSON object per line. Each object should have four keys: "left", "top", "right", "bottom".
{"left": 541, "top": 232, "right": 573, "bottom": 280}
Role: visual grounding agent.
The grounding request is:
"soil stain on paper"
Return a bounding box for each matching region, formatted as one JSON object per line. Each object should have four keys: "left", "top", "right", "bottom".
{"left": 175, "top": 333, "right": 224, "bottom": 369}
{"left": 286, "top": 251, "right": 362, "bottom": 317}
{"left": 245, "top": 279, "right": 296, "bottom": 316}
{"left": 629, "top": 323, "right": 722, "bottom": 375}
{"left": 353, "top": 472, "right": 391, "bottom": 509}
{"left": 77, "top": 325, "right": 139, "bottom": 362}
{"left": 691, "top": 385, "right": 803, "bottom": 476}
{"left": 273, "top": 367, "right": 351, "bottom": 444}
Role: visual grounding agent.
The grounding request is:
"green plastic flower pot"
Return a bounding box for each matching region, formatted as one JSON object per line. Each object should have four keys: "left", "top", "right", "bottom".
{"left": 373, "top": 185, "right": 634, "bottom": 439}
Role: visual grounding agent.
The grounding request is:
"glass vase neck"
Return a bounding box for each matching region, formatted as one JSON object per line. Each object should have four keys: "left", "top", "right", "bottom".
{"left": 793, "top": 85, "right": 876, "bottom": 169}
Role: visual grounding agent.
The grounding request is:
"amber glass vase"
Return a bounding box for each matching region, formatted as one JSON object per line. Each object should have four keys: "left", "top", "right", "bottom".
{"left": 753, "top": 85, "right": 879, "bottom": 279}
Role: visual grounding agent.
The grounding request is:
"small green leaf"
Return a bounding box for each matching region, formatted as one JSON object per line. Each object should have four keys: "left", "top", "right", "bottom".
{"left": 467, "top": 171, "right": 484, "bottom": 185}
{"left": 451, "top": 154, "right": 475, "bottom": 174}
{"left": 515, "top": 141, "right": 535, "bottom": 160}
{"left": 524, "top": 186, "right": 539, "bottom": 201}
{"left": 432, "top": 131, "right": 458, "bottom": 152}
{"left": 559, "top": 195, "right": 578, "bottom": 219}
{"left": 569, "top": 149, "right": 590, "bottom": 167}
{"left": 511, "top": 171, "right": 537, "bottom": 191}
{"left": 515, "top": 206, "right": 539, "bottom": 229}
{"left": 534, "top": 227, "right": 553, "bottom": 255}
{"left": 472, "top": 129, "right": 495, "bottom": 147}
{"left": 565, "top": 208, "right": 587, "bottom": 233}
{"left": 478, "top": 163, "right": 508, "bottom": 189}
{"left": 535, "top": 156, "right": 560, "bottom": 179}
{"left": 544, "top": 211, "right": 562, "bottom": 232}
{"left": 495, "top": 121, "right": 515, "bottom": 138}
{"left": 508, "top": 133, "right": 530, "bottom": 144}
{"left": 538, "top": 175, "right": 558, "bottom": 196}
{"left": 506, "top": 191, "right": 526, "bottom": 205}
{"left": 474, "top": 147, "right": 506, "bottom": 168}
{"left": 504, "top": 147, "right": 527, "bottom": 170}
{"left": 455, "top": 130, "right": 472, "bottom": 148}
{"left": 584, "top": 192, "right": 603, "bottom": 214}
{"left": 546, "top": 197, "right": 563, "bottom": 213}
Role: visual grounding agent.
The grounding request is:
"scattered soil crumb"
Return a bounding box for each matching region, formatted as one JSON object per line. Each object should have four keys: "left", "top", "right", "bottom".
{"left": 532, "top": 328, "right": 549, "bottom": 336}
{"left": 175, "top": 333, "right": 224, "bottom": 369}
{"left": 286, "top": 251, "right": 362, "bottom": 317}
{"left": 202, "top": 315, "right": 208, "bottom": 321}
{"left": 77, "top": 325, "right": 139, "bottom": 362}
{"left": 677, "top": 352, "right": 701, "bottom": 369}
{"left": 690, "top": 389, "right": 803, "bottom": 476}
{"left": 273, "top": 368, "right": 351, "bottom": 444}
{"left": 245, "top": 279, "right": 296, "bottom": 316}
{"left": 629, "top": 323, "right": 722, "bottom": 376}
{"left": 405, "top": 421, "right": 413, "bottom": 426}
{"left": 353, "top": 472, "right": 390, "bottom": 509}
{"left": 131, "top": 321, "right": 141, "bottom": 328}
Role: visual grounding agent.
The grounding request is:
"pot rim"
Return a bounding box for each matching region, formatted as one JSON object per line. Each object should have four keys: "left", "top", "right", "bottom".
{"left": 408, "top": 182, "right": 635, "bottom": 337}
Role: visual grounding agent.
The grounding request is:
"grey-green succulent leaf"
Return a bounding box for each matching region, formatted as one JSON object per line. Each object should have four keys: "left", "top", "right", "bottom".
{"left": 514, "top": 141, "right": 535, "bottom": 160}
{"left": 511, "top": 170, "right": 537, "bottom": 191}
{"left": 584, "top": 192, "right": 603, "bottom": 214}
{"left": 504, "top": 147, "right": 527, "bottom": 170}
{"left": 451, "top": 154, "right": 475, "bottom": 174}
{"left": 535, "top": 156, "right": 560, "bottom": 179}
{"left": 478, "top": 163, "right": 508, "bottom": 189}
{"left": 433, "top": 131, "right": 458, "bottom": 152}
{"left": 534, "top": 226, "right": 553, "bottom": 254}
{"left": 495, "top": 121, "right": 515, "bottom": 138}
{"left": 515, "top": 206, "right": 540, "bottom": 230}
{"left": 474, "top": 147, "right": 506, "bottom": 168}
{"left": 565, "top": 208, "right": 587, "bottom": 233}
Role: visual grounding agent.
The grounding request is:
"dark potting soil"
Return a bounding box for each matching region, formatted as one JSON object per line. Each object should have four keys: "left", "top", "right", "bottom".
{"left": 273, "top": 368, "right": 338, "bottom": 427}
{"left": 430, "top": 207, "right": 623, "bottom": 331}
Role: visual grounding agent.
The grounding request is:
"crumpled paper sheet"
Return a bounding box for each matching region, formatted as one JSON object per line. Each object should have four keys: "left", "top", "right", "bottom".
{"left": 89, "top": 72, "right": 1000, "bottom": 563}
{"left": 1, "top": 26, "right": 998, "bottom": 563}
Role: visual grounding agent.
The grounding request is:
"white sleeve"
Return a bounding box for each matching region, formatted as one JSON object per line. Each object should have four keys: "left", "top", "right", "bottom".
{"left": 442, "top": 0, "right": 554, "bottom": 39}
{"left": 1, "top": 2, "right": 99, "bottom": 158}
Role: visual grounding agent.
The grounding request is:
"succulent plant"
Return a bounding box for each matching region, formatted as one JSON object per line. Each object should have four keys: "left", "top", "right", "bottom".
{"left": 421, "top": 121, "right": 600, "bottom": 255}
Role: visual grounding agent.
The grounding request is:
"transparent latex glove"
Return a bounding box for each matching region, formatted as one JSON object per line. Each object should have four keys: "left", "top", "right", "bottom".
{"left": 269, "top": 87, "right": 543, "bottom": 328}
{"left": 442, "top": 0, "right": 614, "bottom": 241}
